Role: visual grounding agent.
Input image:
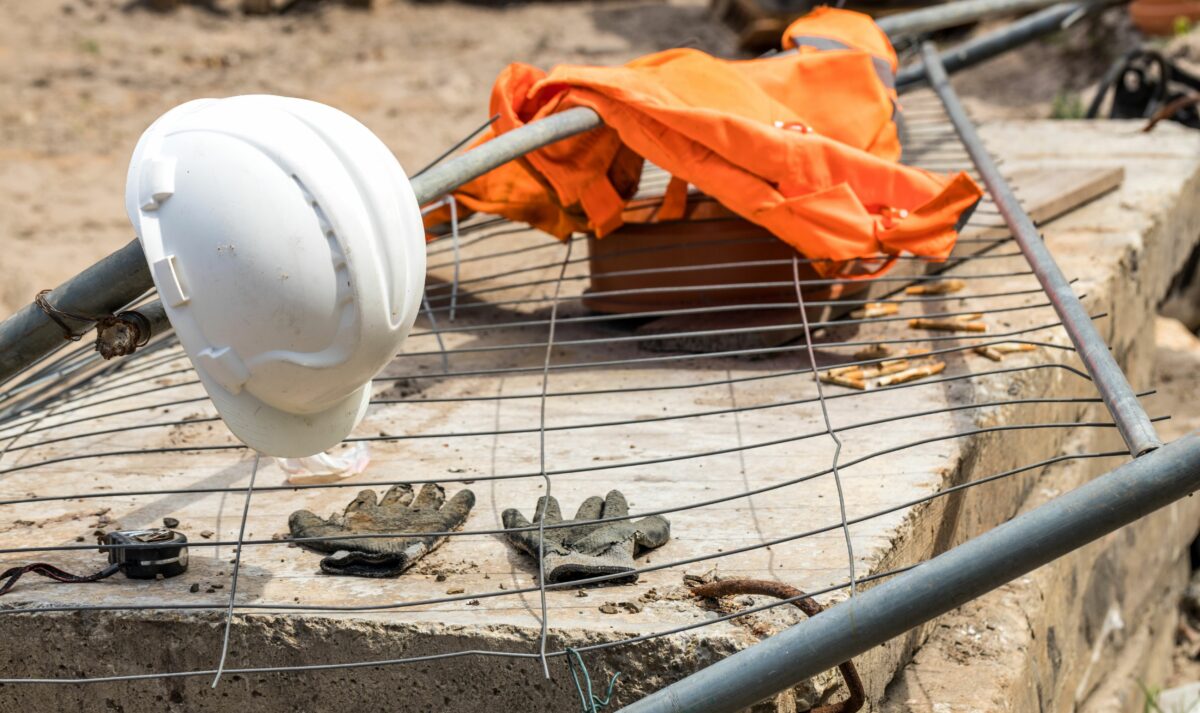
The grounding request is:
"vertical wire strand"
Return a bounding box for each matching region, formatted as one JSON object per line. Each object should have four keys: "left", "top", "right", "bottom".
{"left": 421, "top": 292, "right": 451, "bottom": 375}
{"left": 211, "top": 452, "right": 261, "bottom": 688}
{"left": 536, "top": 239, "right": 575, "bottom": 678}
{"left": 791, "top": 256, "right": 857, "bottom": 596}
{"left": 448, "top": 196, "right": 461, "bottom": 322}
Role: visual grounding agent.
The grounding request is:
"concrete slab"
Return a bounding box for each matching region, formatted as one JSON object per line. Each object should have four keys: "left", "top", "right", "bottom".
{"left": 0, "top": 116, "right": 1197, "bottom": 712}
{"left": 879, "top": 320, "right": 1200, "bottom": 713}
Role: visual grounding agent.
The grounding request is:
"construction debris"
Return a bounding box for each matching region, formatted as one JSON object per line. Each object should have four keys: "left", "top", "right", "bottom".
{"left": 850, "top": 302, "right": 900, "bottom": 319}
{"left": 973, "top": 342, "right": 1038, "bottom": 361}
{"left": 852, "top": 344, "right": 892, "bottom": 361}
{"left": 820, "top": 371, "right": 868, "bottom": 390}
{"left": 821, "top": 348, "right": 946, "bottom": 390}
{"left": 906, "top": 279, "right": 967, "bottom": 295}
{"left": 877, "top": 361, "right": 947, "bottom": 386}
{"left": 909, "top": 314, "right": 987, "bottom": 332}
{"left": 692, "top": 578, "right": 865, "bottom": 713}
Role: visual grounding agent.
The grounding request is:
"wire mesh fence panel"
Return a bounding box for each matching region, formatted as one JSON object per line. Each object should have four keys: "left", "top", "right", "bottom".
{"left": 0, "top": 87, "right": 1156, "bottom": 709}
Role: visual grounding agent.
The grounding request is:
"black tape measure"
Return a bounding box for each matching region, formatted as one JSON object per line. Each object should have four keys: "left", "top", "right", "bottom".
{"left": 0, "top": 528, "right": 189, "bottom": 596}
{"left": 103, "top": 528, "right": 189, "bottom": 579}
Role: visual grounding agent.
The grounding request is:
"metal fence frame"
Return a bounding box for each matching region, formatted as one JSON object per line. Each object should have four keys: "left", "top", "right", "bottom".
{"left": 615, "top": 44, "right": 1193, "bottom": 712}
{"left": 0, "top": 10, "right": 1194, "bottom": 712}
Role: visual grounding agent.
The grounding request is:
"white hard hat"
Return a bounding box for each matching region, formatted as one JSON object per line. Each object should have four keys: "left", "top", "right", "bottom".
{"left": 125, "top": 95, "right": 426, "bottom": 458}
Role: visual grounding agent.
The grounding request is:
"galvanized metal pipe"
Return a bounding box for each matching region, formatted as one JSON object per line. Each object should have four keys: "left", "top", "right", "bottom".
{"left": 875, "top": 0, "right": 1067, "bottom": 38}
{"left": 0, "top": 108, "right": 602, "bottom": 388}
{"left": 896, "top": 1, "right": 1092, "bottom": 90}
{"left": 0, "top": 240, "right": 152, "bottom": 386}
{"left": 414, "top": 107, "right": 601, "bottom": 206}
{"left": 920, "top": 42, "right": 1161, "bottom": 457}
{"left": 619, "top": 432, "right": 1200, "bottom": 713}
{"left": 0, "top": 0, "right": 1116, "bottom": 386}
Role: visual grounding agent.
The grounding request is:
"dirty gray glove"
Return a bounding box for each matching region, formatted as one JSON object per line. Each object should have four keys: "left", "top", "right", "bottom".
{"left": 501, "top": 490, "right": 669, "bottom": 585}
{"left": 289, "top": 483, "right": 474, "bottom": 577}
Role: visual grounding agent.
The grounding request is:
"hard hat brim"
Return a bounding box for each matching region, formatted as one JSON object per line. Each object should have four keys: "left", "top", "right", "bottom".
{"left": 202, "top": 374, "right": 372, "bottom": 459}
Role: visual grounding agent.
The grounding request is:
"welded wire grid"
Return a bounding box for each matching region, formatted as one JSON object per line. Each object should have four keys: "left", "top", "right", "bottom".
{"left": 0, "top": 88, "right": 1154, "bottom": 700}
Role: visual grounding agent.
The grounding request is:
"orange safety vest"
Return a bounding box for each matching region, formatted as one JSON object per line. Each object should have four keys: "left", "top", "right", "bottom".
{"left": 427, "top": 8, "right": 982, "bottom": 277}
{"left": 783, "top": 7, "right": 899, "bottom": 93}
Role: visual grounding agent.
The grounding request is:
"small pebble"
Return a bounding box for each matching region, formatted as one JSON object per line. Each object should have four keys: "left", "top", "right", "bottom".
{"left": 575, "top": 590, "right": 588, "bottom": 598}
{"left": 189, "top": 583, "right": 200, "bottom": 593}
{"left": 467, "top": 600, "right": 480, "bottom": 606}
{"left": 212, "top": 583, "right": 224, "bottom": 589}
{"left": 446, "top": 587, "right": 465, "bottom": 595}
{"left": 435, "top": 573, "right": 447, "bottom": 582}
{"left": 162, "top": 517, "right": 179, "bottom": 529}
{"left": 598, "top": 603, "right": 619, "bottom": 614}
{"left": 200, "top": 530, "right": 214, "bottom": 539}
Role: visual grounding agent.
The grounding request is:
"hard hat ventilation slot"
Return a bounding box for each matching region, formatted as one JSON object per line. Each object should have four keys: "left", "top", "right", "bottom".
{"left": 290, "top": 173, "right": 352, "bottom": 276}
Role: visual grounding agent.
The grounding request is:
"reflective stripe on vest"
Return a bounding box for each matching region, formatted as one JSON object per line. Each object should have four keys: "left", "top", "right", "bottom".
{"left": 788, "top": 34, "right": 896, "bottom": 90}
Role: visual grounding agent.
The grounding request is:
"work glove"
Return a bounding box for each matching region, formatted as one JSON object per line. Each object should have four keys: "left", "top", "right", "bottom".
{"left": 289, "top": 483, "right": 475, "bottom": 577}
{"left": 501, "top": 490, "right": 669, "bottom": 585}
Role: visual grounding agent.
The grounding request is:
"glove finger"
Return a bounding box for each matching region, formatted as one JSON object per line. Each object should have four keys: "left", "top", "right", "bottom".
{"left": 412, "top": 483, "right": 446, "bottom": 509}
{"left": 379, "top": 483, "right": 414, "bottom": 507}
{"left": 602, "top": 490, "right": 629, "bottom": 518}
{"left": 574, "top": 496, "right": 604, "bottom": 522}
{"left": 633, "top": 515, "right": 671, "bottom": 549}
{"left": 501, "top": 508, "right": 540, "bottom": 556}
{"left": 288, "top": 509, "right": 336, "bottom": 538}
{"left": 344, "top": 489, "right": 379, "bottom": 516}
{"left": 502, "top": 508, "right": 532, "bottom": 531}
{"left": 534, "top": 495, "right": 562, "bottom": 524}
{"left": 439, "top": 489, "right": 476, "bottom": 526}
{"left": 288, "top": 511, "right": 353, "bottom": 554}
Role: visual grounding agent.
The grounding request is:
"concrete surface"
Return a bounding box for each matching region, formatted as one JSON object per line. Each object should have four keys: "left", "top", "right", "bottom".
{"left": 0, "top": 115, "right": 1198, "bottom": 711}
{"left": 879, "top": 318, "right": 1200, "bottom": 713}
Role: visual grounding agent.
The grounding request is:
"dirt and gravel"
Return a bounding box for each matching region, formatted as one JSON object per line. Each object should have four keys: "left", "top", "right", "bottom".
{"left": 0, "top": 0, "right": 739, "bottom": 315}
{"left": 1, "top": 0, "right": 1160, "bottom": 317}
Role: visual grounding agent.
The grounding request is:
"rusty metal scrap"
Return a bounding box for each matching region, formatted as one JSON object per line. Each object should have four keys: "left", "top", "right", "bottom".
{"left": 691, "top": 578, "right": 864, "bottom": 713}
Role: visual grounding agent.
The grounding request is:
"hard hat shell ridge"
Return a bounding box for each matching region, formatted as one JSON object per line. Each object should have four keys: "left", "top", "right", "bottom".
{"left": 126, "top": 95, "right": 425, "bottom": 458}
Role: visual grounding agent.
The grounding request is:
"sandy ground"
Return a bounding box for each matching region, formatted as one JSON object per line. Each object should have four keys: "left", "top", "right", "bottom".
{"left": 0, "top": 0, "right": 738, "bottom": 315}
{"left": 0, "top": 0, "right": 1159, "bottom": 317}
